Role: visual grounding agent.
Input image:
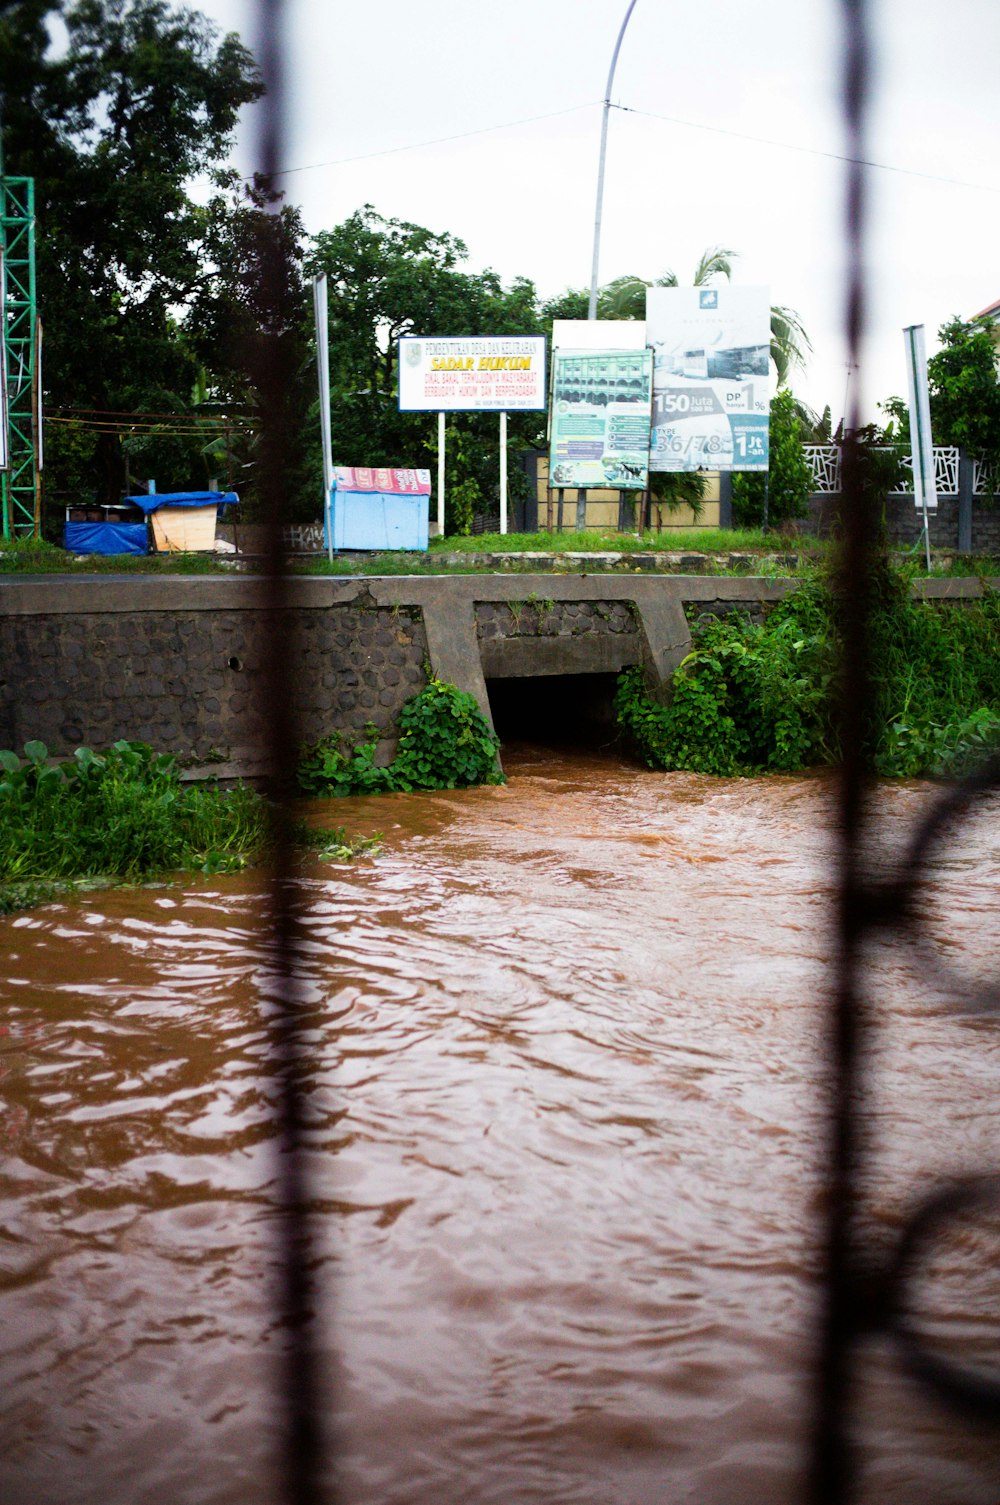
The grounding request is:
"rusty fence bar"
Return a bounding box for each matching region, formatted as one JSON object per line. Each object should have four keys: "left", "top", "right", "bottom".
{"left": 244, "top": 1, "right": 1000, "bottom": 1501}
{"left": 252, "top": 1, "right": 330, "bottom": 1502}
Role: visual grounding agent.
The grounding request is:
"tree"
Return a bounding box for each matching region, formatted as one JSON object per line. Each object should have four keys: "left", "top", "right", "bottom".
{"left": 544, "top": 247, "right": 810, "bottom": 386}
{"left": 927, "top": 315, "right": 1000, "bottom": 469}
{"left": 731, "top": 387, "right": 814, "bottom": 530}
{"left": 0, "top": 0, "right": 262, "bottom": 502}
{"left": 306, "top": 206, "right": 545, "bottom": 530}
{"left": 185, "top": 174, "right": 315, "bottom": 517}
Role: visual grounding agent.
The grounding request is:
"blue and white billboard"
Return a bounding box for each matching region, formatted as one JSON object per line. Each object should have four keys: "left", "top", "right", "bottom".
{"left": 646, "top": 286, "right": 771, "bottom": 472}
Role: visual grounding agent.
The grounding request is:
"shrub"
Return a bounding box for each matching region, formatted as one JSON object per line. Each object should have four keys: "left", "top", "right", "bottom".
{"left": 615, "top": 570, "right": 1000, "bottom": 779}
{"left": 392, "top": 679, "right": 503, "bottom": 791}
{"left": 0, "top": 740, "right": 268, "bottom": 894}
{"left": 298, "top": 679, "right": 503, "bottom": 797}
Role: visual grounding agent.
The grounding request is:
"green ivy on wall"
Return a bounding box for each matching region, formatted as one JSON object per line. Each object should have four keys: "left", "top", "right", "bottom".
{"left": 298, "top": 679, "right": 504, "bottom": 796}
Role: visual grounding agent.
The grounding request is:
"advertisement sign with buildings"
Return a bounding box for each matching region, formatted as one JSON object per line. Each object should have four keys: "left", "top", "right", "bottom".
{"left": 398, "top": 335, "right": 546, "bottom": 411}
{"left": 549, "top": 347, "right": 653, "bottom": 489}
{"left": 646, "top": 286, "right": 770, "bottom": 472}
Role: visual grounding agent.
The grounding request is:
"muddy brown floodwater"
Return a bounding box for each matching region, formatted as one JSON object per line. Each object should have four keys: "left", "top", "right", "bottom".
{"left": 2, "top": 746, "right": 1000, "bottom": 1505}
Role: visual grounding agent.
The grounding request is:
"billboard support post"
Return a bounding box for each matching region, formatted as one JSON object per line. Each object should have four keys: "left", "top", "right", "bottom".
{"left": 312, "top": 273, "right": 334, "bottom": 562}
{"left": 499, "top": 411, "right": 507, "bottom": 534}
{"left": 437, "top": 410, "right": 445, "bottom": 537}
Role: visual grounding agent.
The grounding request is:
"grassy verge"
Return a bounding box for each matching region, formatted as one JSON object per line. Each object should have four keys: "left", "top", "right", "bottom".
{"left": 4, "top": 528, "right": 997, "bottom": 578}
{"left": 0, "top": 739, "right": 375, "bottom": 913}
{"left": 0, "top": 536, "right": 228, "bottom": 574}
{"left": 427, "top": 527, "right": 827, "bottom": 554}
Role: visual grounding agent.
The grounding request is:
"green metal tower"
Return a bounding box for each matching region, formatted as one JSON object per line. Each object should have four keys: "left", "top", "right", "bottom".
{"left": 1, "top": 171, "right": 38, "bottom": 538}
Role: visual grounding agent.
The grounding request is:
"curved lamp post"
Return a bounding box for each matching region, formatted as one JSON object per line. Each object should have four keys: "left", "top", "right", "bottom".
{"left": 587, "top": 0, "right": 639, "bottom": 320}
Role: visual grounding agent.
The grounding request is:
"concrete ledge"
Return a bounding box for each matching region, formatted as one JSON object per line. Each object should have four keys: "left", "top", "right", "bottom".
{"left": 480, "top": 633, "right": 642, "bottom": 679}
{"left": 911, "top": 577, "right": 1000, "bottom": 598}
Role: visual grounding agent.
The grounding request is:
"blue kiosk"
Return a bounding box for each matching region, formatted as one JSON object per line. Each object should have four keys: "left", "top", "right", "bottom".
{"left": 324, "top": 467, "right": 430, "bottom": 552}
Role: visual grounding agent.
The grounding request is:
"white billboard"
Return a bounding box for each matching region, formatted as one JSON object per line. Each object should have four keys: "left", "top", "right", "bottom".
{"left": 398, "top": 335, "right": 546, "bottom": 412}
{"left": 551, "top": 319, "right": 647, "bottom": 352}
{"left": 646, "top": 286, "right": 771, "bottom": 472}
{"left": 904, "top": 324, "right": 937, "bottom": 511}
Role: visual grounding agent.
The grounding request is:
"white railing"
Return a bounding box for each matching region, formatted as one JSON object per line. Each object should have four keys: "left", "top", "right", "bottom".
{"left": 804, "top": 445, "right": 962, "bottom": 496}
{"left": 973, "top": 458, "right": 998, "bottom": 496}
{"left": 803, "top": 445, "right": 841, "bottom": 494}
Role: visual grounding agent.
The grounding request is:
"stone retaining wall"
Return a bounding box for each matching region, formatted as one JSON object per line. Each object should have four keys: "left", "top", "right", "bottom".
{"left": 1, "top": 583, "right": 430, "bottom": 769}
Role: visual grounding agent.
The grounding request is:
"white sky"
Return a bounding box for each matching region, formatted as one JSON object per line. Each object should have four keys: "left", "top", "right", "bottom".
{"left": 196, "top": 0, "right": 1000, "bottom": 425}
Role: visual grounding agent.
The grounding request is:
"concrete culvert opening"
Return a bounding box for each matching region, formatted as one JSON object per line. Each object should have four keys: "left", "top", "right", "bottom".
{"left": 486, "top": 672, "right": 622, "bottom": 751}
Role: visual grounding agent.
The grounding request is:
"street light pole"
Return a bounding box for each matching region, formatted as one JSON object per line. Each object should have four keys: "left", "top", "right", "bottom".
{"left": 587, "top": 0, "right": 639, "bottom": 321}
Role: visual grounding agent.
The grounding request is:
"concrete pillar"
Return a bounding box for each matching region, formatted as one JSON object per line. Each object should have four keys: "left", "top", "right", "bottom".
{"left": 718, "top": 472, "right": 733, "bottom": 529}
{"left": 958, "top": 448, "right": 973, "bottom": 554}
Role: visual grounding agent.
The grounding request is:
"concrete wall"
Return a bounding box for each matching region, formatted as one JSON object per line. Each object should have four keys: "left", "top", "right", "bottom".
{"left": 3, "top": 573, "right": 988, "bottom": 774}
{"left": 805, "top": 492, "right": 1000, "bottom": 553}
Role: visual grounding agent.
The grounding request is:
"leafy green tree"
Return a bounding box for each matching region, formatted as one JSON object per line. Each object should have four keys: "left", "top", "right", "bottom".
{"left": 883, "top": 317, "right": 1000, "bottom": 472}
{"left": 0, "top": 0, "right": 262, "bottom": 502}
{"left": 186, "top": 175, "right": 315, "bottom": 518}
{"left": 731, "top": 387, "right": 814, "bottom": 529}
{"left": 927, "top": 316, "right": 1000, "bottom": 468}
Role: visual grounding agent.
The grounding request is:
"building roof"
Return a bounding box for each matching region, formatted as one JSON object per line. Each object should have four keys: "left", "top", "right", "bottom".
{"left": 972, "top": 297, "right": 1000, "bottom": 321}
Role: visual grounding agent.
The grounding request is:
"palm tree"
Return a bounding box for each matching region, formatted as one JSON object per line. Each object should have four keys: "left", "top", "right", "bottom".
{"left": 596, "top": 247, "right": 810, "bottom": 386}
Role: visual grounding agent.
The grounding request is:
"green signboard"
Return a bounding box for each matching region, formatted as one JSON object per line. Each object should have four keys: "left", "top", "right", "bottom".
{"left": 549, "top": 348, "right": 653, "bottom": 490}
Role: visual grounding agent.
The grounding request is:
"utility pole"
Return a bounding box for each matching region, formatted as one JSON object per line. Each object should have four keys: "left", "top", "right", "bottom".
{"left": 588, "top": 0, "right": 639, "bottom": 320}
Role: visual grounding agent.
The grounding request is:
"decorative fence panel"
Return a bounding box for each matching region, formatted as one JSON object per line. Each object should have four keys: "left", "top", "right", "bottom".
{"left": 803, "top": 445, "right": 963, "bottom": 496}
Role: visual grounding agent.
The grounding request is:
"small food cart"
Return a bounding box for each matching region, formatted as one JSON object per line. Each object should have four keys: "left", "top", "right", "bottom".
{"left": 127, "top": 490, "right": 239, "bottom": 552}
{"left": 325, "top": 467, "right": 430, "bottom": 551}
{"left": 64, "top": 502, "right": 148, "bottom": 555}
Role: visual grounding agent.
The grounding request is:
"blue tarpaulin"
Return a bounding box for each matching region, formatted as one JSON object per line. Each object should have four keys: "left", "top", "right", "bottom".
{"left": 64, "top": 521, "right": 149, "bottom": 555}
{"left": 126, "top": 490, "right": 239, "bottom": 515}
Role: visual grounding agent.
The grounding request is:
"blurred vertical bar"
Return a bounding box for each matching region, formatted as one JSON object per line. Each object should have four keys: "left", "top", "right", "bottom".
{"left": 808, "top": 1, "right": 873, "bottom": 1501}
{"left": 251, "top": 1, "right": 329, "bottom": 1501}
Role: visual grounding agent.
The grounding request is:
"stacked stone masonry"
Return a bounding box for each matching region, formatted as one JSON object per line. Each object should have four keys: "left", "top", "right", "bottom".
{"left": 475, "top": 599, "right": 637, "bottom": 640}
{"left": 0, "top": 604, "right": 428, "bottom": 764}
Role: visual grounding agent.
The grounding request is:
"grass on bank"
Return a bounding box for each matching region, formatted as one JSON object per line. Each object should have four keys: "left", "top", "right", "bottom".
{"left": 0, "top": 680, "right": 502, "bottom": 911}
{"left": 6, "top": 529, "right": 994, "bottom": 578}
{"left": 0, "top": 739, "right": 375, "bottom": 914}
{"left": 427, "top": 527, "right": 826, "bottom": 554}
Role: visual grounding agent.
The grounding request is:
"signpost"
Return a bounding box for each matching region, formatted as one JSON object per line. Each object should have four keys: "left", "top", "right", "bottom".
{"left": 399, "top": 335, "right": 546, "bottom": 536}
{"left": 312, "top": 274, "right": 334, "bottom": 561}
{"left": 646, "top": 286, "right": 771, "bottom": 473}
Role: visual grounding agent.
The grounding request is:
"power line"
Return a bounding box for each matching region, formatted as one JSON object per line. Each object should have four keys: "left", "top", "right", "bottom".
{"left": 266, "top": 100, "right": 602, "bottom": 178}
{"left": 261, "top": 92, "right": 998, "bottom": 199}
{"left": 614, "top": 103, "right": 1000, "bottom": 195}
{"left": 47, "top": 416, "right": 255, "bottom": 437}
{"left": 50, "top": 405, "right": 255, "bottom": 423}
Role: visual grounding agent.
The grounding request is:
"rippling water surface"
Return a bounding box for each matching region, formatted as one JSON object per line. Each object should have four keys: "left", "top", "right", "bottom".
{"left": 2, "top": 747, "right": 999, "bottom": 1504}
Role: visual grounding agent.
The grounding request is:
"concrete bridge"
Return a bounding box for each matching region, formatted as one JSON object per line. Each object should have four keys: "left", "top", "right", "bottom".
{"left": 0, "top": 573, "right": 988, "bottom": 774}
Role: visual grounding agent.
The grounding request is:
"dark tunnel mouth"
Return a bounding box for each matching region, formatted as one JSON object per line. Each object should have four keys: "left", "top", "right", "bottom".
{"left": 485, "top": 672, "right": 623, "bottom": 752}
